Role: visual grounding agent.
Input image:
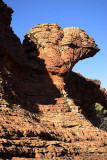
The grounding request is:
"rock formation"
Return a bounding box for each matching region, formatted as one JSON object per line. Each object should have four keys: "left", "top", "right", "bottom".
{"left": 0, "top": 0, "right": 107, "bottom": 159}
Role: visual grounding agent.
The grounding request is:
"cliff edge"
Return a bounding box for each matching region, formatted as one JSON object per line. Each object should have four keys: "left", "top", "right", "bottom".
{"left": 0, "top": 0, "right": 107, "bottom": 159}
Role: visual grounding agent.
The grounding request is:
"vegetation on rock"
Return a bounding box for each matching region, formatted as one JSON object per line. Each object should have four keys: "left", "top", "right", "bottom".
{"left": 0, "top": 0, "right": 107, "bottom": 159}
{"left": 95, "top": 102, "right": 107, "bottom": 131}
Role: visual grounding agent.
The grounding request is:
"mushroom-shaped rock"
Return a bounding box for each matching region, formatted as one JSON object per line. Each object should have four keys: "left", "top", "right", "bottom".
{"left": 23, "top": 23, "right": 99, "bottom": 75}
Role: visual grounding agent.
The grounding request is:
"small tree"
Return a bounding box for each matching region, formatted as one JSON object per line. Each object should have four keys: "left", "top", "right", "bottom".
{"left": 95, "top": 102, "right": 107, "bottom": 131}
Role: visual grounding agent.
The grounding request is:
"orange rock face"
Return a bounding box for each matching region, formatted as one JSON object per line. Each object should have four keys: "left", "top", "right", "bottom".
{"left": 23, "top": 23, "right": 99, "bottom": 75}
{"left": 0, "top": 0, "right": 107, "bottom": 159}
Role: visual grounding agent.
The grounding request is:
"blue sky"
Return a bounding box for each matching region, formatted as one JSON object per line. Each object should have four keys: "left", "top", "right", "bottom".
{"left": 3, "top": 0, "right": 107, "bottom": 89}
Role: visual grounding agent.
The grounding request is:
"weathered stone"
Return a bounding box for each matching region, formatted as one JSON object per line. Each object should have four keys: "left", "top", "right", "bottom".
{"left": 0, "top": 0, "right": 107, "bottom": 159}
{"left": 23, "top": 23, "right": 99, "bottom": 75}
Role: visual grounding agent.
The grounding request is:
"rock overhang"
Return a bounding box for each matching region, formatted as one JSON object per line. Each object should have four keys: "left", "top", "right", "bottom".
{"left": 23, "top": 23, "right": 100, "bottom": 75}
{"left": 0, "top": 1, "right": 107, "bottom": 159}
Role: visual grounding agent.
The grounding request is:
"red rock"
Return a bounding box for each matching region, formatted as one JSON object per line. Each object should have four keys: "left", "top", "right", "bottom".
{"left": 24, "top": 23, "right": 99, "bottom": 75}
{"left": 0, "top": 0, "right": 107, "bottom": 159}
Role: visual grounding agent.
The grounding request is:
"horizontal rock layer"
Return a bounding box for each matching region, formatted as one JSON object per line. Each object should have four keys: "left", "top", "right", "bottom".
{"left": 0, "top": 0, "right": 107, "bottom": 159}
{"left": 23, "top": 23, "right": 99, "bottom": 75}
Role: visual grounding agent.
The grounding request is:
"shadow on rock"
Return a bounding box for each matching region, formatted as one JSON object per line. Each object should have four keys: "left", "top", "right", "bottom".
{"left": 0, "top": 39, "right": 61, "bottom": 114}
{"left": 64, "top": 71, "right": 107, "bottom": 131}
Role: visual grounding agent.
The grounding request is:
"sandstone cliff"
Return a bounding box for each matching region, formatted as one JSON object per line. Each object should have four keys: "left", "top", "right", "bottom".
{"left": 0, "top": 0, "right": 107, "bottom": 159}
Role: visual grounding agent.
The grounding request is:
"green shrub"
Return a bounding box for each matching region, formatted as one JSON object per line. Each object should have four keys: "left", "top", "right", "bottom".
{"left": 94, "top": 102, "right": 107, "bottom": 131}
{"left": 95, "top": 102, "right": 103, "bottom": 111}
{"left": 103, "top": 110, "right": 107, "bottom": 114}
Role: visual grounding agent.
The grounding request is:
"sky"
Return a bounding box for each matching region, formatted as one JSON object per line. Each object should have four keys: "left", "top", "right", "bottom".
{"left": 3, "top": 0, "right": 107, "bottom": 90}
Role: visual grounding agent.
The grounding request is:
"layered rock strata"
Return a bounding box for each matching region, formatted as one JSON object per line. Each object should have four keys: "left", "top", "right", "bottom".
{"left": 23, "top": 23, "right": 99, "bottom": 75}
{"left": 0, "top": 0, "right": 107, "bottom": 159}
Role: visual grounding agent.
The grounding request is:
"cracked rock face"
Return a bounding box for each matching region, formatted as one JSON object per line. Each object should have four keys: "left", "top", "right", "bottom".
{"left": 23, "top": 23, "right": 99, "bottom": 75}
{"left": 0, "top": 0, "right": 107, "bottom": 159}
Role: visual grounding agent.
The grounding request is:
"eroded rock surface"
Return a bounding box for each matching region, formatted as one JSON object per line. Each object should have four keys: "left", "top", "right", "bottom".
{"left": 23, "top": 23, "right": 99, "bottom": 75}
{"left": 0, "top": 0, "right": 107, "bottom": 159}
